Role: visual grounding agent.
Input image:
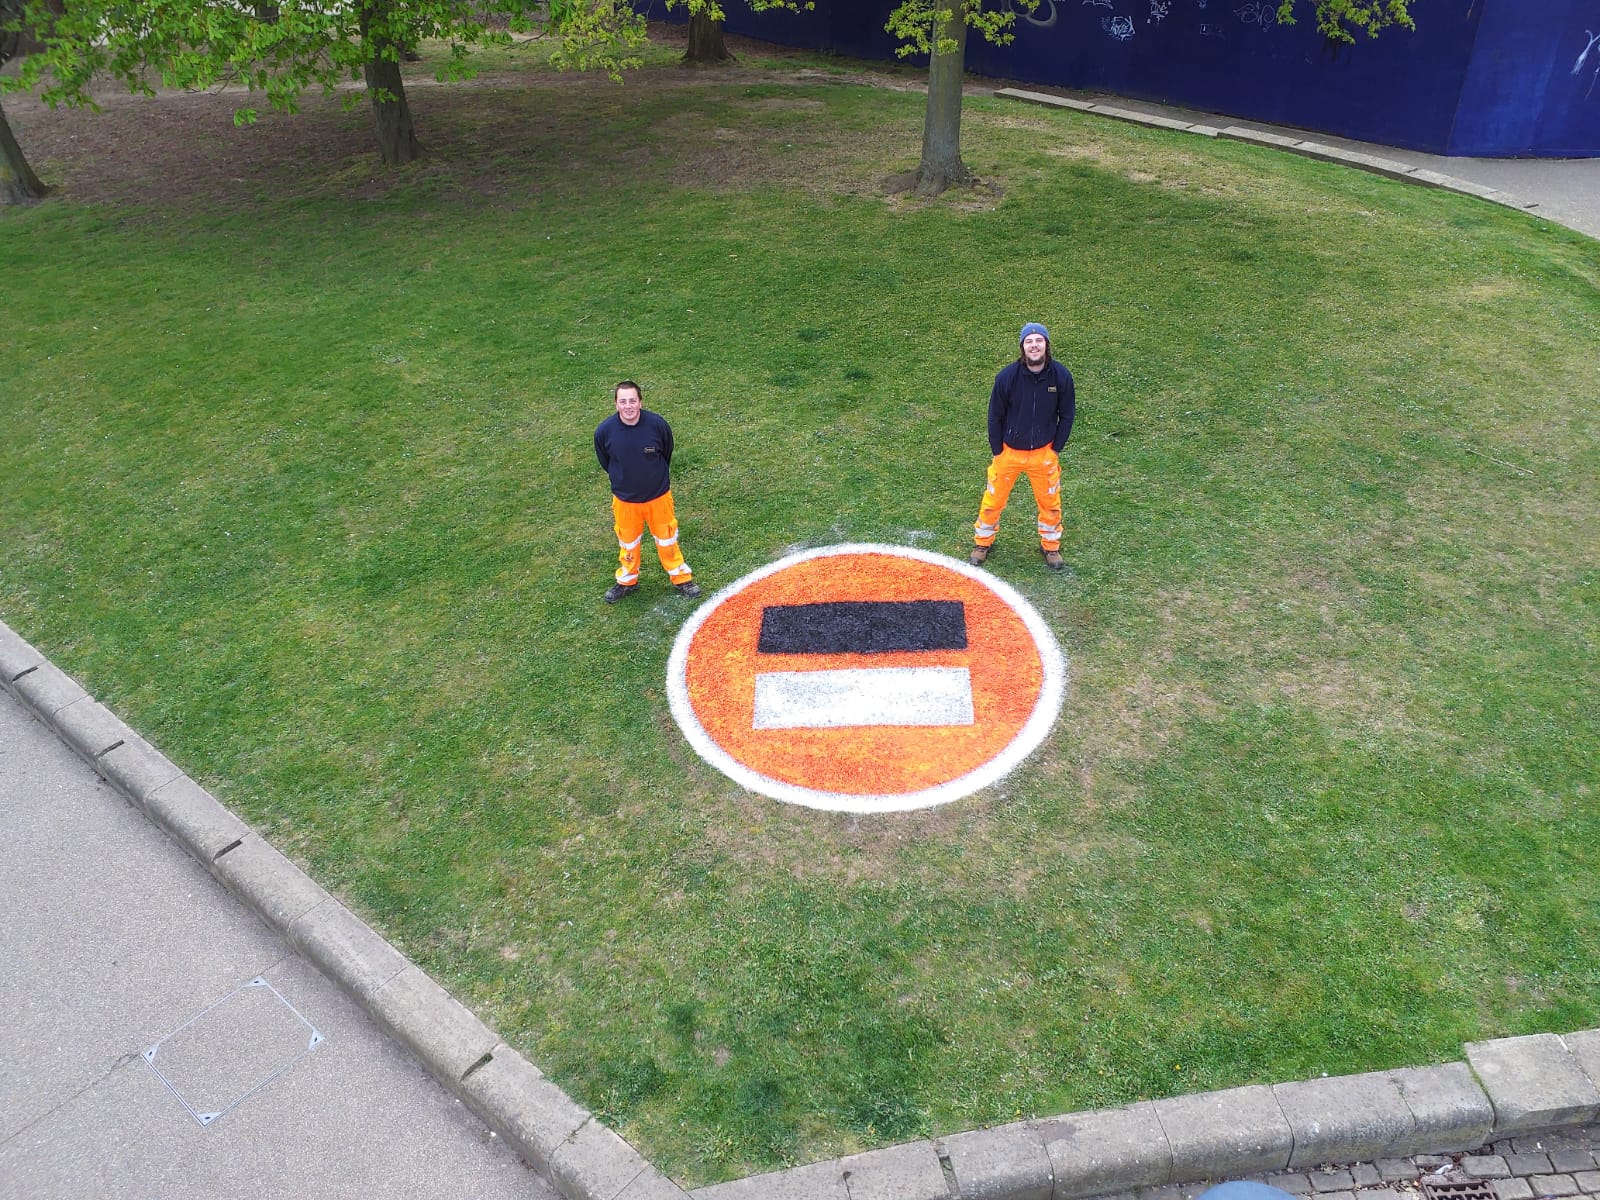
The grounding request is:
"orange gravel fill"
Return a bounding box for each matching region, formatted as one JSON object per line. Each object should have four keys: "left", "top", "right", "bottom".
{"left": 682, "top": 554, "right": 1044, "bottom": 795}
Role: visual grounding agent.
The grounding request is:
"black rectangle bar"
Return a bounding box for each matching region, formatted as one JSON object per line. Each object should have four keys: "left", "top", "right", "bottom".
{"left": 757, "top": 600, "right": 968, "bottom": 655}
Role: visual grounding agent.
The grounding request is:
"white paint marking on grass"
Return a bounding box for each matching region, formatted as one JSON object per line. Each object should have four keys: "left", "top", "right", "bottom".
{"left": 666, "top": 543, "right": 1069, "bottom": 813}
{"left": 752, "top": 667, "right": 974, "bottom": 730}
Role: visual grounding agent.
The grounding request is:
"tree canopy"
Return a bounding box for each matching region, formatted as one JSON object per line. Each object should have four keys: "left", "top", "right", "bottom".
{"left": 1, "top": 0, "right": 49, "bottom": 202}
{"left": 0, "top": 0, "right": 1416, "bottom": 201}
{"left": 0, "top": 0, "right": 685, "bottom": 167}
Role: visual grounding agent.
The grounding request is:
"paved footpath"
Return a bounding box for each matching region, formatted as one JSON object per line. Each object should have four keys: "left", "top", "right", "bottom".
{"left": 1117, "top": 1128, "right": 1600, "bottom": 1200}
{"left": 992, "top": 87, "right": 1600, "bottom": 243}
{"left": 0, "top": 683, "right": 558, "bottom": 1200}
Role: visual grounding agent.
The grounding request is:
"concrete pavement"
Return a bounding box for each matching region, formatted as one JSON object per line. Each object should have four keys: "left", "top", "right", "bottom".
{"left": 0, "top": 681, "right": 558, "bottom": 1200}
{"left": 994, "top": 88, "right": 1600, "bottom": 243}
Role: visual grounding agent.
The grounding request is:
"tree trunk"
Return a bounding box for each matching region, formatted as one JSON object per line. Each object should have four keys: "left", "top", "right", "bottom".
{"left": 363, "top": 52, "right": 419, "bottom": 165}
{"left": 683, "top": 12, "right": 731, "bottom": 63}
{"left": 914, "top": 2, "right": 973, "bottom": 197}
{"left": 0, "top": 95, "right": 48, "bottom": 204}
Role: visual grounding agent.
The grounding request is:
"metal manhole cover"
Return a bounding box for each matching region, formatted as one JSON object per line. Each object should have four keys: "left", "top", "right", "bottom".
{"left": 1420, "top": 1179, "right": 1496, "bottom": 1200}
{"left": 142, "top": 977, "right": 324, "bottom": 1126}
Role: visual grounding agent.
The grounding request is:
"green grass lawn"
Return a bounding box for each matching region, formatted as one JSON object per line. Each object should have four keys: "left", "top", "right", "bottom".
{"left": 4, "top": 49, "right": 1598, "bottom": 1185}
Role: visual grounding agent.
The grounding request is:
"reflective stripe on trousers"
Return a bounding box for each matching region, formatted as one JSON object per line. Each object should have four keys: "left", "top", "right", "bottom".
{"left": 973, "top": 443, "right": 1063, "bottom": 551}
{"left": 613, "top": 491, "right": 692, "bottom": 586}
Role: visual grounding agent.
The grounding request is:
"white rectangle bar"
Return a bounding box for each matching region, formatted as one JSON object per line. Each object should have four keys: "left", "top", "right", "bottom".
{"left": 752, "top": 667, "right": 974, "bottom": 730}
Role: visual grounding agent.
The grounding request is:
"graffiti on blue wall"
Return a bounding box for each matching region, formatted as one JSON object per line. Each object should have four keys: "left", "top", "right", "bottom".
{"left": 1575, "top": 29, "right": 1600, "bottom": 99}
{"left": 695, "top": 0, "right": 1599, "bottom": 156}
{"left": 1234, "top": 2, "right": 1279, "bottom": 31}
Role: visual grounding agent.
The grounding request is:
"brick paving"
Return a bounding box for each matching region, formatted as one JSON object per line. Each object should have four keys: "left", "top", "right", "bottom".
{"left": 1128, "top": 1125, "right": 1600, "bottom": 1200}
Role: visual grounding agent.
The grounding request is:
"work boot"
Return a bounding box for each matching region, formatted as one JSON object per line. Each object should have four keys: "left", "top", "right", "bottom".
{"left": 674, "top": 581, "right": 702, "bottom": 598}
{"left": 969, "top": 545, "right": 991, "bottom": 566}
{"left": 1041, "top": 549, "right": 1065, "bottom": 572}
{"left": 604, "top": 582, "right": 638, "bottom": 604}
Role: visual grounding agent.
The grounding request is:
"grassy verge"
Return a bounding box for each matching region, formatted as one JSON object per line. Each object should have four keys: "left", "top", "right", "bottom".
{"left": 3, "top": 51, "right": 1598, "bottom": 1185}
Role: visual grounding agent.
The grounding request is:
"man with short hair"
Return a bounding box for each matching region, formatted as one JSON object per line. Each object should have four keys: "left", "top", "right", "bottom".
{"left": 970, "top": 322, "right": 1076, "bottom": 572}
{"left": 594, "top": 381, "right": 700, "bottom": 603}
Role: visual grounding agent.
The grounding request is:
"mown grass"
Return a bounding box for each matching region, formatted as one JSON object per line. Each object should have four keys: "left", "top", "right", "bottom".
{"left": 3, "top": 51, "right": 1598, "bottom": 1185}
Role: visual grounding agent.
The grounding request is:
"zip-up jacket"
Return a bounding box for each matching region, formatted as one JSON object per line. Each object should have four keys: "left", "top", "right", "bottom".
{"left": 595, "top": 409, "right": 674, "bottom": 503}
{"left": 988, "top": 358, "right": 1075, "bottom": 456}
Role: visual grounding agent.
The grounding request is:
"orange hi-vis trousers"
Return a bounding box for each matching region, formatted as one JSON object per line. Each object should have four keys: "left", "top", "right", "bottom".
{"left": 613, "top": 491, "right": 692, "bottom": 587}
{"left": 974, "top": 443, "right": 1063, "bottom": 551}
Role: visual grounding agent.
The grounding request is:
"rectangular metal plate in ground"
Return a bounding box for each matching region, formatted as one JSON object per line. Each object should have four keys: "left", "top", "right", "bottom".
{"left": 1420, "top": 1179, "right": 1496, "bottom": 1200}
{"left": 142, "top": 977, "right": 324, "bottom": 1126}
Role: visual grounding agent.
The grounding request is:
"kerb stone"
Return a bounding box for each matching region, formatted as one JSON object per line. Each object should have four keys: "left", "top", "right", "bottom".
{"left": 211, "top": 834, "right": 328, "bottom": 932}
{"left": 144, "top": 774, "right": 251, "bottom": 861}
{"left": 459, "top": 1047, "right": 590, "bottom": 1176}
{"left": 1408, "top": 169, "right": 1501, "bottom": 198}
{"left": 13, "top": 660, "right": 87, "bottom": 717}
{"left": 1307, "top": 147, "right": 1417, "bottom": 181}
{"left": 1562, "top": 1031, "right": 1600, "bottom": 1091}
{"left": 1467, "top": 1034, "right": 1600, "bottom": 1134}
{"left": 51, "top": 696, "right": 129, "bottom": 761}
{"left": 614, "top": 1166, "right": 692, "bottom": 1200}
{"left": 288, "top": 898, "right": 409, "bottom": 1001}
{"left": 369, "top": 965, "right": 499, "bottom": 1086}
{"left": 1282, "top": 139, "right": 1342, "bottom": 162}
{"left": 96, "top": 728, "right": 184, "bottom": 808}
{"left": 1274, "top": 1071, "right": 1415, "bottom": 1166}
{"left": 549, "top": 1120, "right": 650, "bottom": 1200}
{"left": 1219, "top": 126, "right": 1304, "bottom": 149}
{"left": 1487, "top": 193, "right": 1534, "bottom": 212}
{"left": 0, "top": 620, "right": 45, "bottom": 681}
{"left": 997, "top": 87, "right": 1096, "bottom": 112}
{"left": 941, "top": 1121, "right": 1053, "bottom": 1200}
{"left": 693, "top": 1161, "right": 849, "bottom": 1200}
{"left": 839, "top": 1140, "right": 948, "bottom": 1200}
{"left": 1154, "top": 1083, "right": 1293, "bottom": 1178}
{"left": 1035, "top": 1103, "right": 1171, "bottom": 1198}
{"left": 1090, "top": 104, "right": 1188, "bottom": 131}
{"left": 1390, "top": 1063, "right": 1495, "bottom": 1152}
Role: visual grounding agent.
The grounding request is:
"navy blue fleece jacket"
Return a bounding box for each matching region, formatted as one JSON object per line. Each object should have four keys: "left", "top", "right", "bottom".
{"left": 988, "top": 358, "right": 1076, "bottom": 455}
{"left": 594, "top": 410, "right": 674, "bottom": 503}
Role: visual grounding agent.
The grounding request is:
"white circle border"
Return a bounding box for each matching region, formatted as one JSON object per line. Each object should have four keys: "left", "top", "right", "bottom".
{"left": 665, "top": 543, "right": 1069, "bottom": 814}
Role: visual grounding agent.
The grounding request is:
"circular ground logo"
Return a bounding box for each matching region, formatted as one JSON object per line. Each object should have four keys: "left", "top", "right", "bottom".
{"left": 666, "top": 544, "right": 1067, "bottom": 813}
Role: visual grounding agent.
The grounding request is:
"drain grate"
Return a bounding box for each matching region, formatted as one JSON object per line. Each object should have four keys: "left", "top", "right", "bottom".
{"left": 1420, "top": 1179, "right": 1496, "bottom": 1200}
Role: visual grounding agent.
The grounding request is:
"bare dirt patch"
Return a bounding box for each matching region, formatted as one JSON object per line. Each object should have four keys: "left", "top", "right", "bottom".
{"left": 5, "top": 25, "right": 1065, "bottom": 213}
{"left": 6, "top": 64, "right": 927, "bottom": 209}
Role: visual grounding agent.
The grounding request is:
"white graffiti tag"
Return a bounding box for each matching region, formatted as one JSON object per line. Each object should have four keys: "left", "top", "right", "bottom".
{"left": 1149, "top": 0, "right": 1170, "bottom": 22}
{"left": 1104, "top": 13, "right": 1134, "bottom": 39}
{"left": 1575, "top": 29, "right": 1600, "bottom": 99}
{"left": 1082, "top": 0, "right": 1113, "bottom": 9}
{"left": 1009, "top": 0, "right": 1060, "bottom": 27}
{"left": 1236, "top": 0, "right": 1278, "bottom": 29}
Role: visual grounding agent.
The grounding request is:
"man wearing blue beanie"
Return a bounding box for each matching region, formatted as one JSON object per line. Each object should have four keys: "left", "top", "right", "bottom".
{"left": 970, "top": 321, "right": 1076, "bottom": 571}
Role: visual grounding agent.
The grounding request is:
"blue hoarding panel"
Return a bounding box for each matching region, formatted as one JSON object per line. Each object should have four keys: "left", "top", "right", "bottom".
{"left": 1454, "top": 0, "right": 1600, "bottom": 155}
{"left": 687, "top": 0, "right": 1598, "bottom": 156}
